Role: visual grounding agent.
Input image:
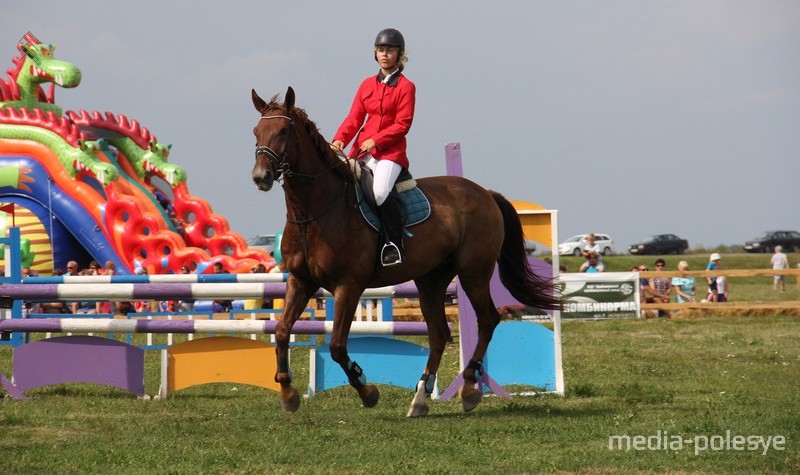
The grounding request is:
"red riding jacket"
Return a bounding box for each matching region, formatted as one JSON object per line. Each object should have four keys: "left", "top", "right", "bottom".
{"left": 333, "top": 71, "right": 416, "bottom": 169}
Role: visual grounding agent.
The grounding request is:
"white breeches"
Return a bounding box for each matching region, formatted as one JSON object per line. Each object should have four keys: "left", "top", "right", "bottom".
{"left": 361, "top": 155, "right": 402, "bottom": 206}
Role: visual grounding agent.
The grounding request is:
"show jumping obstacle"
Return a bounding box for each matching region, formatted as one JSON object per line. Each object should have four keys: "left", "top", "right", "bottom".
{"left": 0, "top": 265, "right": 448, "bottom": 400}
{"left": 0, "top": 225, "right": 457, "bottom": 400}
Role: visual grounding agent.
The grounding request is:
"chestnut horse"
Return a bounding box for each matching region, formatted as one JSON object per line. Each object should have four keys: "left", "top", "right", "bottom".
{"left": 251, "top": 87, "right": 561, "bottom": 416}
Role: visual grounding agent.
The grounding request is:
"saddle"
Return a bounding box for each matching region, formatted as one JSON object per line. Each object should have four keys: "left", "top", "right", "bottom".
{"left": 353, "top": 163, "right": 431, "bottom": 234}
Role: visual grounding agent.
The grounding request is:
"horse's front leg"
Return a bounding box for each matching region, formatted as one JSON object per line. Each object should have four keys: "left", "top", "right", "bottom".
{"left": 329, "top": 285, "right": 379, "bottom": 408}
{"left": 275, "top": 275, "right": 318, "bottom": 413}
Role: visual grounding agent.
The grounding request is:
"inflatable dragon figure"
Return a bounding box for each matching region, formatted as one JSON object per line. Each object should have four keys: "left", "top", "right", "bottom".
{"left": 0, "top": 33, "right": 120, "bottom": 185}
{"left": 0, "top": 33, "right": 81, "bottom": 116}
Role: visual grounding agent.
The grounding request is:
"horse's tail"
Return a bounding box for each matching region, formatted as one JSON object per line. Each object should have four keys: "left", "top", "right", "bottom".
{"left": 492, "top": 191, "right": 563, "bottom": 311}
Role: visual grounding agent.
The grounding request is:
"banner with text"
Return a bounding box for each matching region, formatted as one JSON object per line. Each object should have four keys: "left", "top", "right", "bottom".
{"left": 559, "top": 272, "right": 640, "bottom": 319}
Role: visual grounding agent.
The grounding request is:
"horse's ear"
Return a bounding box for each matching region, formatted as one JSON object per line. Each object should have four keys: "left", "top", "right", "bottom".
{"left": 285, "top": 86, "right": 295, "bottom": 111}
{"left": 252, "top": 89, "right": 267, "bottom": 112}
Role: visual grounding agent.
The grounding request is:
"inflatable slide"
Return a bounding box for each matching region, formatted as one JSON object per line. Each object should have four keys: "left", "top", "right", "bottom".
{"left": 0, "top": 33, "right": 272, "bottom": 275}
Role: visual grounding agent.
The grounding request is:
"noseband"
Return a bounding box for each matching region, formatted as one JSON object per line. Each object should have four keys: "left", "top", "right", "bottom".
{"left": 255, "top": 115, "right": 294, "bottom": 180}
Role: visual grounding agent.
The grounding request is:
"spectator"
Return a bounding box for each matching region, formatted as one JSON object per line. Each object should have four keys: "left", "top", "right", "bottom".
{"left": 579, "top": 234, "right": 605, "bottom": 272}
{"left": 154, "top": 189, "right": 172, "bottom": 214}
{"left": 705, "top": 253, "right": 721, "bottom": 302}
{"left": 61, "top": 260, "right": 82, "bottom": 313}
{"left": 671, "top": 261, "right": 696, "bottom": 303}
{"left": 770, "top": 245, "right": 789, "bottom": 292}
{"left": 65, "top": 260, "right": 79, "bottom": 275}
{"left": 716, "top": 273, "right": 729, "bottom": 302}
{"left": 87, "top": 261, "right": 101, "bottom": 275}
{"left": 114, "top": 300, "right": 134, "bottom": 316}
{"left": 21, "top": 267, "right": 41, "bottom": 313}
{"left": 72, "top": 296, "right": 97, "bottom": 315}
{"left": 112, "top": 267, "right": 135, "bottom": 315}
{"left": 40, "top": 299, "right": 68, "bottom": 314}
{"left": 252, "top": 263, "right": 268, "bottom": 273}
{"left": 178, "top": 265, "right": 195, "bottom": 313}
{"left": 212, "top": 262, "right": 232, "bottom": 313}
{"left": 270, "top": 260, "right": 288, "bottom": 309}
{"left": 102, "top": 260, "right": 116, "bottom": 276}
{"left": 72, "top": 267, "right": 100, "bottom": 314}
{"left": 581, "top": 256, "right": 601, "bottom": 273}
{"left": 649, "top": 258, "right": 672, "bottom": 317}
{"left": 97, "top": 261, "right": 116, "bottom": 314}
{"left": 637, "top": 264, "right": 669, "bottom": 306}
{"left": 244, "top": 263, "right": 269, "bottom": 310}
{"left": 133, "top": 267, "right": 156, "bottom": 313}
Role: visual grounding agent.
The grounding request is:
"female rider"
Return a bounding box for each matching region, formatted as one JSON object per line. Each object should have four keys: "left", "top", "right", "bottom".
{"left": 331, "top": 28, "right": 416, "bottom": 267}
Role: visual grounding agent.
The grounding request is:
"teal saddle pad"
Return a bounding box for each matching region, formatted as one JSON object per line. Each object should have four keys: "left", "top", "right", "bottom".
{"left": 356, "top": 183, "right": 431, "bottom": 233}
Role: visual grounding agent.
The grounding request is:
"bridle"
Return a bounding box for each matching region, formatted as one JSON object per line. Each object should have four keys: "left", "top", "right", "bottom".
{"left": 254, "top": 112, "right": 353, "bottom": 260}
{"left": 255, "top": 114, "right": 294, "bottom": 181}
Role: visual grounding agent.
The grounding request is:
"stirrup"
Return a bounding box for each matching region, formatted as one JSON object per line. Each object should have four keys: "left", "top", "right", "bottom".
{"left": 380, "top": 242, "right": 402, "bottom": 266}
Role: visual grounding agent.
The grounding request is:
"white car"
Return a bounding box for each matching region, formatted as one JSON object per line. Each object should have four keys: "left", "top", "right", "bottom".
{"left": 247, "top": 234, "right": 276, "bottom": 254}
{"left": 558, "top": 233, "right": 615, "bottom": 257}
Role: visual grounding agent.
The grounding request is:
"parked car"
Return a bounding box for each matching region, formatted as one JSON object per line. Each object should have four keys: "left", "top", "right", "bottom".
{"left": 558, "top": 233, "right": 615, "bottom": 256}
{"left": 743, "top": 230, "right": 800, "bottom": 253}
{"left": 628, "top": 234, "right": 688, "bottom": 255}
{"left": 247, "top": 233, "right": 276, "bottom": 254}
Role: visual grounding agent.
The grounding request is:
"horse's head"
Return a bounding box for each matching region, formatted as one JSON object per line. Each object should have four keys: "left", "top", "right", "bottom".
{"left": 251, "top": 87, "right": 298, "bottom": 192}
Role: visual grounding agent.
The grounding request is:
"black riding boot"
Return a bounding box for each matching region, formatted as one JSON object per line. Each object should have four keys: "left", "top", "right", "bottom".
{"left": 376, "top": 195, "right": 404, "bottom": 266}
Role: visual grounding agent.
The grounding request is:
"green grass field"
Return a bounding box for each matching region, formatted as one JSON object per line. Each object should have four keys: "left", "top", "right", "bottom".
{"left": 1, "top": 253, "right": 798, "bottom": 473}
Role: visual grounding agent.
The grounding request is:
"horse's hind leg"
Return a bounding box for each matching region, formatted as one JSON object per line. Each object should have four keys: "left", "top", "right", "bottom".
{"left": 275, "top": 275, "right": 318, "bottom": 413}
{"left": 329, "top": 285, "right": 380, "bottom": 408}
{"left": 407, "top": 269, "right": 455, "bottom": 417}
{"left": 457, "top": 273, "right": 502, "bottom": 413}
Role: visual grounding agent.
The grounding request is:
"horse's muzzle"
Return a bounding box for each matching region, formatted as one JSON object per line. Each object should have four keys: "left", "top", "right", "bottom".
{"left": 252, "top": 171, "right": 274, "bottom": 192}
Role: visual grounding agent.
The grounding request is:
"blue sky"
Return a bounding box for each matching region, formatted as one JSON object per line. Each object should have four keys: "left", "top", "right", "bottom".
{"left": 2, "top": 1, "right": 798, "bottom": 251}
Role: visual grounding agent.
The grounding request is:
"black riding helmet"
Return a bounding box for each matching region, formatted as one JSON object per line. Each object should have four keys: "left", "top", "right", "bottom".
{"left": 374, "top": 28, "right": 405, "bottom": 50}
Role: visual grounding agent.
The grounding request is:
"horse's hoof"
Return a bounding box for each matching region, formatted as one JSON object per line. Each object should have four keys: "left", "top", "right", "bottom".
{"left": 358, "top": 384, "right": 380, "bottom": 408}
{"left": 461, "top": 386, "right": 483, "bottom": 413}
{"left": 406, "top": 403, "right": 429, "bottom": 418}
{"left": 280, "top": 388, "right": 301, "bottom": 413}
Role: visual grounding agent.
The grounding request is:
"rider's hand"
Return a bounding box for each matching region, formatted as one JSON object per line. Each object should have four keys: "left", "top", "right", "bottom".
{"left": 331, "top": 140, "right": 344, "bottom": 152}
{"left": 359, "top": 139, "right": 376, "bottom": 153}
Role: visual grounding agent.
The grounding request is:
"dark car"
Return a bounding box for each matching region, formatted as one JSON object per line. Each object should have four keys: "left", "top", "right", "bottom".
{"left": 743, "top": 230, "right": 800, "bottom": 253}
{"left": 629, "top": 234, "right": 689, "bottom": 255}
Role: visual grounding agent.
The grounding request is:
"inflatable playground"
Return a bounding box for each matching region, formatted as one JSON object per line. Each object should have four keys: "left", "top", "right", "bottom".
{"left": 0, "top": 33, "right": 273, "bottom": 275}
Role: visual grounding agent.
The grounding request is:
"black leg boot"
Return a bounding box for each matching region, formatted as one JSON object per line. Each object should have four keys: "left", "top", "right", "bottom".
{"left": 376, "top": 195, "right": 404, "bottom": 267}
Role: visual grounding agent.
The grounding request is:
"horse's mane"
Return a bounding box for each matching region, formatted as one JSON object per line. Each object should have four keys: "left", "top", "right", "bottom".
{"left": 266, "top": 95, "right": 352, "bottom": 181}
